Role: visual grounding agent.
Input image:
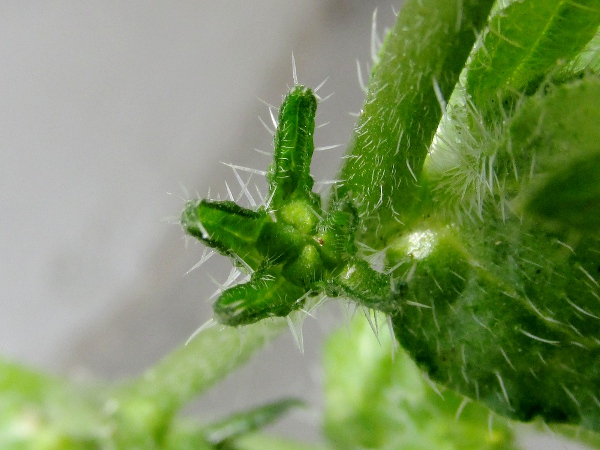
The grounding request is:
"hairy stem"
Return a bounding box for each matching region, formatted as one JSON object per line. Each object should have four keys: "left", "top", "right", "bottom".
{"left": 337, "top": 0, "right": 495, "bottom": 246}
{"left": 121, "top": 319, "right": 286, "bottom": 419}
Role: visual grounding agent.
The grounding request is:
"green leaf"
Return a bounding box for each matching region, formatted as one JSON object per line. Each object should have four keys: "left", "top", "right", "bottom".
{"left": 0, "top": 359, "right": 108, "bottom": 449}
{"left": 323, "top": 315, "right": 518, "bottom": 450}
{"left": 467, "top": 0, "right": 600, "bottom": 108}
{"left": 233, "top": 433, "right": 332, "bottom": 450}
{"left": 326, "top": 259, "right": 401, "bottom": 314}
{"left": 0, "top": 358, "right": 65, "bottom": 403}
{"left": 203, "top": 398, "right": 302, "bottom": 445}
{"left": 0, "top": 318, "right": 286, "bottom": 448}
{"left": 560, "top": 29, "right": 600, "bottom": 77}
{"left": 182, "top": 85, "right": 360, "bottom": 327}
{"left": 509, "top": 76, "right": 600, "bottom": 232}
{"left": 383, "top": 71, "right": 600, "bottom": 432}
{"left": 525, "top": 152, "right": 600, "bottom": 231}
{"left": 336, "top": 0, "right": 495, "bottom": 244}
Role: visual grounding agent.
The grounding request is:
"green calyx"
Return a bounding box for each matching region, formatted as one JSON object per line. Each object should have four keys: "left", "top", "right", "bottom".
{"left": 181, "top": 86, "right": 401, "bottom": 326}
{"left": 182, "top": 85, "right": 401, "bottom": 326}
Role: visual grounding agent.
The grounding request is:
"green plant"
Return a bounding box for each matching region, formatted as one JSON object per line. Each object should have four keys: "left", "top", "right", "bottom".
{"left": 2, "top": 0, "right": 600, "bottom": 448}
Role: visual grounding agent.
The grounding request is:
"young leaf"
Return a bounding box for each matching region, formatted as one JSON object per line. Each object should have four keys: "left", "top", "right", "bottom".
{"left": 182, "top": 86, "right": 327, "bottom": 326}
{"left": 467, "top": 0, "right": 600, "bottom": 108}
{"left": 326, "top": 259, "right": 401, "bottom": 314}
{"left": 182, "top": 84, "right": 406, "bottom": 326}
{"left": 214, "top": 268, "right": 306, "bottom": 326}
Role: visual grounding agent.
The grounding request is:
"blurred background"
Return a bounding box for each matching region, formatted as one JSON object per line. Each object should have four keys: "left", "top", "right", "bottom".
{"left": 0, "top": 1, "right": 589, "bottom": 448}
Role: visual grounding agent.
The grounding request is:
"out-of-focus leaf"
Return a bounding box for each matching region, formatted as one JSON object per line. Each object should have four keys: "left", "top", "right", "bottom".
{"left": 203, "top": 398, "right": 303, "bottom": 445}
{"left": 233, "top": 433, "right": 332, "bottom": 450}
{"left": 323, "top": 315, "right": 518, "bottom": 450}
{"left": 561, "top": 29, "right": 600, "bottom": 76}
{"left": 524, "top": 152, "right": 600, "bottom": 231}
{"left": 0, "top": 317, "right": 286, "bottom": 448}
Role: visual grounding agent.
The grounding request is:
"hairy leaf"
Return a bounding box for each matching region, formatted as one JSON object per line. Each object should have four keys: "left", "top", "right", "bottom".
{"left": 388, "top": 77, "right": 600, "bottom": 432}
{"left": 467, "top": 0, "right": 600, "bottom": 108}
{"left": 511, "top": 77, "right": 600, "bottom": 232}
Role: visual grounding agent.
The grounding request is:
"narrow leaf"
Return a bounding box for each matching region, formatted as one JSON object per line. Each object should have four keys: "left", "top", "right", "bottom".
{"left": 203, "top": 398, "right": 303, "bottom": 445}
{"left": 467, "top": 0, "right": 600, "bottom": 107}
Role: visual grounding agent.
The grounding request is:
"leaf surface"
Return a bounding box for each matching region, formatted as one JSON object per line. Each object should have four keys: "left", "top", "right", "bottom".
{"left": 467, "top": 0, "right": 600, "bottom": 107}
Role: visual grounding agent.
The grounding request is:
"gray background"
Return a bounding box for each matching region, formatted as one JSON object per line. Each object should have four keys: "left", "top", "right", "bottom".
{"left": 0, "top": 1, "right": 589, "bottom": 448}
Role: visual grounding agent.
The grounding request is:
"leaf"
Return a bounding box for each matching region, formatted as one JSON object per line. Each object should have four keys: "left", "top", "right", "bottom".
{"left": 326, "top": 259, "right": 401, "bottom": 314}
{"left": 525, "top": 152, "right": 600, "bottom": 231}
{"left": 509, "top": 76, "right": 600, "bottom": 232}
{"left": 182, "top": 85, "right": 353, "bottom": 327}
{"left": 467, "top": 0, "right": 600, "bottom": 108}
{"left": 203, "top": 398, "right": 303, "bottom": 445}
{"left": 323, "top": 315, "right": 518, "bottom": 450}
{"left": 234, "top": 433, "right": 332, "bottom": 450}
{"left": 560, "top": 29, "right": 600, "bottom": 77}
{"left": 0, "top": 318, "right": 287, "bottom": 448}
{"left": 387, "top": 80, "right": 600, "bottom": 431}
{"left": 0, "top": 359, "right": 110, "bottom": 449}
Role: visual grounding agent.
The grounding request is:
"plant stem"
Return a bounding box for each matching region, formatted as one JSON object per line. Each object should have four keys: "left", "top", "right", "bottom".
{"left": 122, "top": 319, "right": 286, "bottom": 417}
{"left": 337, "top": 0, "right": 495, "bottom": 245}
